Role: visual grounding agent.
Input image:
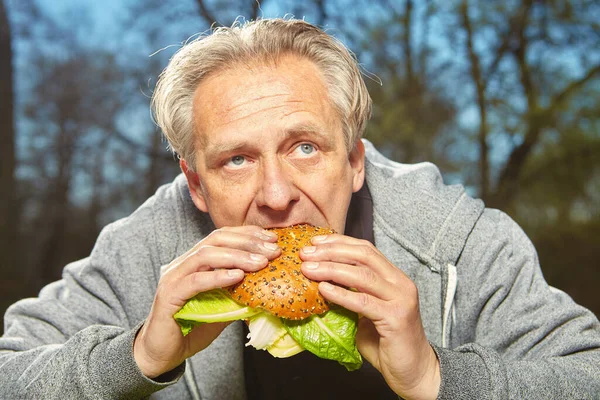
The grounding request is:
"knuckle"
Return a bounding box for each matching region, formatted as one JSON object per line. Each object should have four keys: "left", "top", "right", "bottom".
{"left": 251, "top": 237, "right": 269, "bottom": 253}
{"left": 190, "top": 271, "right": 204, "bottom": 285}
{"left": 188, "top": 271, "right": 211, "bottom": 293}
{"left": 396, "top": 281, "right": 420, "bottom": 321}
{"left": 160, "top": 262, "right": 178, "bottom": 278}
{"left": 387, "top": 308, "right": 405, "bottom": 331}
{"left": 358, "top": 267, "right": 377, "bottom": 287}
{"left": 205, "top": 229, "right": 225, "bottom": 242}
{"left": 357, "top": 238, "right": 373, "bottom": 248}
{"left": 154, "top": 281, "right": 171, "bottom": 301}
{"left": 405, "top": 280, "right": 419, "bottom": 302}
{"left": 358, "top": 243, "right": 377, "bottom": 259}
{"left": 356, "top": 292, "right": 371, "bottom": 309}
{"left": 191, "top": 245, "right": 212, "bottom": 260}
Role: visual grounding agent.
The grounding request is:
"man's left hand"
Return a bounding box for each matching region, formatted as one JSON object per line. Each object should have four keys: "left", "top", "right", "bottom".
{"left": 300, "top": 234, "right": 441, "bottom": 400}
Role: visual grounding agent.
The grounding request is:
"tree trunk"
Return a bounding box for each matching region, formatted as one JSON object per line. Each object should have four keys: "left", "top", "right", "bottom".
{"left": 0, "top": 0, "right": 18, "bottom": 276}
{"left": 402, "top": 0, "right": 414, "bottom": 85}
{"left": 145, "top": 130, "right": 164, "bottom": 199}
{"left": 195, "top": 0, "right": 219, "bottom": 26}
{"left": 488, "top": 0, "right": 535, "bottom": 210}
{"left": 38, "top": 122, "right": 76, "bottom": 285}
{"left": 460, "top": 0, "right": 489, "bottom": 200}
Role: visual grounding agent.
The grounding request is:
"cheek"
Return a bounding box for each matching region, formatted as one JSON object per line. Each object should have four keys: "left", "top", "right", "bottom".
{"left": 303, "top": 163, "right": 354, "bottom": 218}
{"left": 201, "top": 178, "right": 256, "bottom": 224}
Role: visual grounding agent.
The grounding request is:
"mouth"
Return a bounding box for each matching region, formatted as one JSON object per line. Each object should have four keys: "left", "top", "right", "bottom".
{"left": 262, "top": 221, "right": 314, "bottom": 229}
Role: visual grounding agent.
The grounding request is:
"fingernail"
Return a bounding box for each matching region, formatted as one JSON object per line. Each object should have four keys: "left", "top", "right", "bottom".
{"left": 263, "top": 242, "right": 279, "bottom": 251}
{"left": 250, "top": 253, "right": 266, "bottom": 262}
{"left": 258, "top": 230, "right": 277, "bottom": 240}
{"left": 303, "top": 246, "right": 316, "bottom": 254}
{"left": 227, "top": 269, "right": 244, "bottom": 278}
{"left": 303, "top": 262, "right": 318, "bottom": 270}
{"left": 312, "top": 235, "right": 327, "bottom": 243}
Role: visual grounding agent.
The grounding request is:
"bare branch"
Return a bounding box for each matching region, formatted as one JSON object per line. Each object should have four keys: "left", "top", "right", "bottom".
{"left": 0, "top": 0, "right": 19, "bottom": 275}
{"left": 418, "top": 0, "right": 434, "bottom": 81}
{"left": 110, "top": 129, "right": 174, "bottom": 162}
{"left": 548, "top": 64, "right": 600, "bottom": 112}
{"left": 251, "top": 0, "right": 260, "bottom": 20}
{"left": 460, "top": 0, "right": 489, "bottom": 199}
{"left": 484, "top": 3, "right": 533, "bottom": 82}
{"left": 513, "top": 0, "right": 536, "bottom": 111}
{"left": 498, "top": 63, "right": 600, "bottom": 203}
{"left": 489, "top": 0, "right": 539, "bottom": 209}
{"left": 403, "top": 0, "right": 414, "bottom": 83}
{"left": 195, "top": 0, "right": 221, "bottom": 27}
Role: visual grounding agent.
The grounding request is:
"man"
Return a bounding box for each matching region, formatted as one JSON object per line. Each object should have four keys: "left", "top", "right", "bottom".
{"left": 1, "top": 18, "right": 599, "bottom": 399}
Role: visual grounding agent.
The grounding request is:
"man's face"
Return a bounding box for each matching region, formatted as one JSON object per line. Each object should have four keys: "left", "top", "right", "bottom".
{"left": 182, "top": 55, "right": 365, "bottom": 233}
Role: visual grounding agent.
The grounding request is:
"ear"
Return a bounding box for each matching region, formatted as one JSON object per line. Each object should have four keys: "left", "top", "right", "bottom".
{"left": 180, "top": 159, "right": 209, "bottom": 213}
{"left": 349, "top": 139, "right": 365, "bottom": 193}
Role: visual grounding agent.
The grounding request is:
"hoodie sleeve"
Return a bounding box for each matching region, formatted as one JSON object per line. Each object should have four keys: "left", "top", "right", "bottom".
{"left": 0, "top": 204, "right": 184, "bottom": 399}
{"left": 435, "top": 208, "right": 600, "bottom": 399}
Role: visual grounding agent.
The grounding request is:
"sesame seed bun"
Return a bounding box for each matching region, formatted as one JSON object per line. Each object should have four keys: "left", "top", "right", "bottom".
{"left": 228, "top": 224, "right": 335, "bottom": 320}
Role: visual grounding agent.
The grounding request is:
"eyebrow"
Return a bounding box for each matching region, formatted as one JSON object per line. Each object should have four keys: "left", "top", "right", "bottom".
{"left": 202, "top": 122, "right": 334, "bottom": 167}
{"left": 202, "top": 141, "right": 248, "bottom": 167}
{"left": 285, "top": 122, "right": 332, "bottom": 142}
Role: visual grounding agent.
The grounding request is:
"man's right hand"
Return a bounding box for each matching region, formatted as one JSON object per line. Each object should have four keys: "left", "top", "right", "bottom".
{"left": 133, "top": 225, "right": 281, "bottom": 378}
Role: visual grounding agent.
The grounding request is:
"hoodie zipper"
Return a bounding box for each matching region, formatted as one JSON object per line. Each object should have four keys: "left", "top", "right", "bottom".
{"left": 184, "top": 359, "right": 202, "bottom": 400}
{"left": 442, "top": 264, "right": 457, "bottom": 348}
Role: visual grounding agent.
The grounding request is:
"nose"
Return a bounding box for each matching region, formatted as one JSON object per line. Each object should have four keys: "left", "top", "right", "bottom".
{"left": 255, "top": 160, "right": 298, "bottom": 211}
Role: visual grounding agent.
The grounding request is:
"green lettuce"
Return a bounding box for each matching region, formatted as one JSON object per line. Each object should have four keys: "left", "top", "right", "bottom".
{"left": 174, "top": 291, "right": 362, "bottom": 371}
{"left": 281, "top": 306, "right": 363, "bottom": 371}
{"left": 174, "top": 289, "right": 260, "bottom": 335}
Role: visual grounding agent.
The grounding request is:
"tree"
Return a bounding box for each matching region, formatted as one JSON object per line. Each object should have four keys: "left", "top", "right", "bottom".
{"left": 360, "top": 1, "right": 457, "bottom": 170}
{"left": 20, "top": 48, "right": 131, "bottom": 285}
{"left": 3, "top": 0, "right": 598, "bottom": 322}
{"left": 0, "top": 0, "right": 19, "bottom": 316}
{"left": 452, "top": 0, "right": 600, "bottom": 315}
{"left": 454, "top": 0, "right": 600, "bottom": 210}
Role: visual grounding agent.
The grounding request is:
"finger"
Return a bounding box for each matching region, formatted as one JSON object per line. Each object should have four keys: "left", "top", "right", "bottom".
{"left": 301, "top": 261, "right": 397, "bottom": 301}
{"left": 319, "top": 279, "right": 421, "bottom": 331}
{"left": 317, "top": 281, "right": 388, "bottom": 321}
{"left": 151, "top": 267, "right": 246, "bottom": 320}
{"left": 168, "top": 245, "right": 270, "bottom": 281}
{"left": 301, "top": 237, "right": 400, "bottom": 281}
{"left": 199, "top": 228, "right": 280, "bottom": 257}
{"left": 175, "top": 269, "right": 246, "bottom": 303}
{"left": 168, "top": 225, "right": 277, "bottom": 265}
{"left": 163, "top": 231, "right": 280, "bottom": 279}
{"left": 156, "top": 269, "right": 245, "bottom": 312}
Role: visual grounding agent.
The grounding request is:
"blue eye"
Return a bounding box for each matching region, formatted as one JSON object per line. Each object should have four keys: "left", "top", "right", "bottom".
{"left": 229, "top": 155, "right": 246, "bottom": 166}
{"left": 299, "top": 143, "right": 315, "bottom": 155}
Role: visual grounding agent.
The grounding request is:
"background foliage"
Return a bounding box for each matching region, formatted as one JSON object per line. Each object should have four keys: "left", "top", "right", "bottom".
{"left": 1, "top": 0, "right": 599, "bottom": 329}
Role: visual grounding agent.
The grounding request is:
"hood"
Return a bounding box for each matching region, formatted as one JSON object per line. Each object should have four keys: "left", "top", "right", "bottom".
{"left": 363, "top": 139, "right": 485, "bottom": 271}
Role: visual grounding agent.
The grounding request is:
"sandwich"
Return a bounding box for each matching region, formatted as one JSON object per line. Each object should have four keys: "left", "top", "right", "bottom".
{"left": 174, "top": 224, "right": 363, "bottom": 371}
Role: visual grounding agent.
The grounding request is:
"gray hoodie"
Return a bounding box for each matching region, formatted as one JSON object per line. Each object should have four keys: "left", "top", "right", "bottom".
{"left": 2, "top": 141, "right": 599, "bottom": 399}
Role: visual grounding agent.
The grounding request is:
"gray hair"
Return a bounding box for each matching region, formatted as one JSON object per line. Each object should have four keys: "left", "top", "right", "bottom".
{"left": 152, "top": 18, "right": 372, "bottom": 170}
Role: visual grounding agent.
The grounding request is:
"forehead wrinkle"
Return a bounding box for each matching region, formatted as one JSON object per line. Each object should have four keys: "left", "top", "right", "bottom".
{"left": 216, "top": 102, "right": 292, "bottom": 129}
{"left": 218, "top": 92, "right": 289, "bottom": 118}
